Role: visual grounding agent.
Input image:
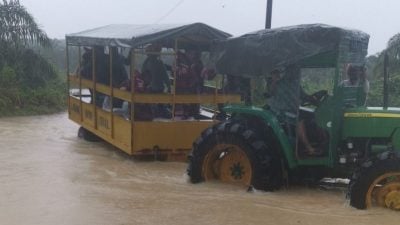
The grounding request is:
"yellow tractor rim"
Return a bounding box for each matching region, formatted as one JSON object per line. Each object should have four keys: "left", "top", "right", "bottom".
{"left": 202, "top": 143, "right": 252, "bottom": 186}
{"left": 366, "top": 172, "right": 400, "bottom": 210}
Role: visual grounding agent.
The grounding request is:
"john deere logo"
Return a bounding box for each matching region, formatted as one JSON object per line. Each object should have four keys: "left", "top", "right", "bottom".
{"left": 344, "top": 113, "right": 400, "bottom": 118}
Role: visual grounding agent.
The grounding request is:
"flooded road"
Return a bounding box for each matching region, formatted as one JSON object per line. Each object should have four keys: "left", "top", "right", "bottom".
{"left": 0, "top": 113, "right": 398, "bottom": 225}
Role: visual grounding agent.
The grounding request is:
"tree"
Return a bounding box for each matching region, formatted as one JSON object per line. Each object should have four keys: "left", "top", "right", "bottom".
{"left": 0, "top": 0, "right": 50, "bottom": 47}
{"left": 387, "top": 33, "right": 400, "bottom": 72}
{"left": 0, "top": 0, "right": 66, "bottom": 116}
{"left": 388, "top": 33, "right": 400, "bottom": 56}
{"left": 365, "top": 32, "right": 400, "bottom": 107}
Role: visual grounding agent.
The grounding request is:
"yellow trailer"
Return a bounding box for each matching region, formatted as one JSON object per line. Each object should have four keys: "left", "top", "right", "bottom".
{"left": 66, "top": 23, "right": 242, "bottom": 161}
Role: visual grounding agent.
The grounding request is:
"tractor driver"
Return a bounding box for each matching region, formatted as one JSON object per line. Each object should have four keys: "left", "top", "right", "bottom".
{"left": 266, "top": 68, "right": 327, "bottom": 156}
{"left": 297, "top": 90, "right": 327, "bottom": 156}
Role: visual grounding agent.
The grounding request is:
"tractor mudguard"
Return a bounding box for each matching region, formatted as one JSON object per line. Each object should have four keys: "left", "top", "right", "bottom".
{"left": 223, "top": 105, "right": 297, "bottom": 168}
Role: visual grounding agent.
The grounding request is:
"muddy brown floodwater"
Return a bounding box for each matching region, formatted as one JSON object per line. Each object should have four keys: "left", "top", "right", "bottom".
{"left": 0, "top": 113, "right": 398, "bottom": 225}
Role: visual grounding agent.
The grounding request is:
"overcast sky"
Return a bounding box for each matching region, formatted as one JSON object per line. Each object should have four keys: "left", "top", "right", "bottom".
{"left": 20, "top": 0, "right": 399, "bottom": 55}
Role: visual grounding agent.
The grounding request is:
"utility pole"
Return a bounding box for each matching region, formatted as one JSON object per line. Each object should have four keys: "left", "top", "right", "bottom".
{"left": 265, "top": 0, "right": 273, "bottom": 29}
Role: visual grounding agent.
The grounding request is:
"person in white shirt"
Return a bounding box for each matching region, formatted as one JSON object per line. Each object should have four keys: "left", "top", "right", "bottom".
{"left": 341, "top": 64, "right": 369, "bottom": 94}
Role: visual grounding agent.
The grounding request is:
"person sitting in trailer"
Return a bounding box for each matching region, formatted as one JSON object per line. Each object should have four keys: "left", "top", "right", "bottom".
{"left": 175, "top": 51, "right": 192, "bottom": 93}
{"left": 103, "top": 70, "right": 152, "bottom": 120}
{"left": 188, "top": 49, "right": 204, "bottom": 94}
{"left": 174, "top": 49, "right": 204, "bottom": 119}
{"left": 141, "top": 44, "right": 171, "bottom": 94}
{"left": 101, "top": 47, "right": 130, "bottom": 111}
{"left": 76, "top": 47, "right": 93, "bottom": 79}
{"left": 109, "top": 47, "right": 129, "bottom": 108}
{"left": 75, "top": 47, "right": 94, "bottom": 103}
{"left": 75, "top": 46, "right": 108, "bottom": 106}
{"left": 88, "top": 46, "right": 109, "bottom": 107}
{"left": 141, "top": 43, "right": 171, "bottom": 119}
{"left": 187, "top": 49, "right": 204, "bottom": 118}
{"left": 174, "top": 51, "right": 195, "bottom": 119}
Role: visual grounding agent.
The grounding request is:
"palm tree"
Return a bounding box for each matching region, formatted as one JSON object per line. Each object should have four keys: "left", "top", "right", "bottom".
{"left": 388, "top": 33, "right": 400, "bottom": 59}
{"left": 0, "top": 0, "right": 63, "bottom": 114}
{"left": 0, "top": 0, "right": 50, "bottom": 47}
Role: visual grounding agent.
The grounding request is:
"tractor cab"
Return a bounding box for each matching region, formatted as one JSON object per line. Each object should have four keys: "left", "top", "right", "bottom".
{"left": 216, "top": 24, "right": 370, "bottom": 167}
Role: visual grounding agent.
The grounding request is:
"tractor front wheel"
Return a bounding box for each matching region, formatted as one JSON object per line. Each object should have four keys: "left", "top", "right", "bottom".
{"left": 349, "top": 151, "right": 400, "bottom": 210}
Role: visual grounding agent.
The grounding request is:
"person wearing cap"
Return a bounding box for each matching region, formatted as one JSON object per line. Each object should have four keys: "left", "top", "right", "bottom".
{"left": 141, "top": 44, "right": 171, "bottom": 93}
{"left": 141, "top": 44, "right": 171, "bottom": 118}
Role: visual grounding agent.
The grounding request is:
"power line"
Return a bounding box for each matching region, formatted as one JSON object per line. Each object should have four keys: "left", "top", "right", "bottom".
{"left": 154, "top": 0, "right": 185, "bottom": 24}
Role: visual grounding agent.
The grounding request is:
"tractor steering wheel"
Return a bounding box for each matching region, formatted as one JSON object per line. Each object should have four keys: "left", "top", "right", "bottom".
{"left": 302, "top": 90, "right": 328, "bottom": 106}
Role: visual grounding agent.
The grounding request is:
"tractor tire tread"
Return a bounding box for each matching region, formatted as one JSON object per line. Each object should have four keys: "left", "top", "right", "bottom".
{"left": 187, "top": 120, "right": 283, "bottom": 191}
{"left": 348, "top": 151, "right": 400, "bottom": 209}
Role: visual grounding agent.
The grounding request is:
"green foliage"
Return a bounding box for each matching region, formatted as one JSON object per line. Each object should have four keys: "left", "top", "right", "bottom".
{"left": 0, "top": 66, "right": 19, "bottom": 108}
{"left": 388, "top": 33, "right": 400, "bottom": 59}
{"left": 0, "top": 1, "right": 66, "bottom": 117}
{"left": 387, "top": 73, "right": 400, "bottom": 106}
{"left": 20, "top": 79, "right": 66, "bottom": 109}
{"left": 18, "top": 48, "right": 58, "bottom": 87}
{"left": 0, "top": 65, "right": 17, "bottom": 85}
{"left": 0, "top": 0, "right": 50, "bottom": 47}
{"left": 30, "top": 39, "right": 67, "bottom": 73}
{"left": 0, "top": 59, "right": 66, "bottom": 116}
{"left": 365, "top": 32, "right": 400, "bottom": 107}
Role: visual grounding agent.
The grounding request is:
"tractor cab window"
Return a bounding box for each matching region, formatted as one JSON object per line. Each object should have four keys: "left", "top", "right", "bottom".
{"left": 300, "top": 67, "right": 335, "bottom": 98}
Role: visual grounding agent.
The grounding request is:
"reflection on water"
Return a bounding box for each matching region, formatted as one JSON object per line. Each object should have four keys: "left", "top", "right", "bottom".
{"left": 0, "top": 113, "right": 397, "bottom": 225}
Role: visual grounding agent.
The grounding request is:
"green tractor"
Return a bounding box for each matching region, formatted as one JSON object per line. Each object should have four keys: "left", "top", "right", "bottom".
{"left": 187, "top": 24, "right": 400, "bottom": 210}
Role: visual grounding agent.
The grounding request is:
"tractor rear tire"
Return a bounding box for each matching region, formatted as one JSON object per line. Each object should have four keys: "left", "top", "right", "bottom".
{"left": 187, "top": 120, "right": 283, "bottom": 191}
{"left": 348, "top": 151, "right": 400, "bottom": 210}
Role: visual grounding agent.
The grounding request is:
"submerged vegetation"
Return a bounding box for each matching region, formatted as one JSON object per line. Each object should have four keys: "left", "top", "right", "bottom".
{"left": 0, "top": 0, "right": 66, "bottom": 117}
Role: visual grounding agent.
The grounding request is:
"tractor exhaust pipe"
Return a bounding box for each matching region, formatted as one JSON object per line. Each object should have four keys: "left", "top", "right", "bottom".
{"left": 265, "top": 0, "right": 273, "bottom": 29}
{"left": 383, "top": 52, "right": 389, "bottom": 109}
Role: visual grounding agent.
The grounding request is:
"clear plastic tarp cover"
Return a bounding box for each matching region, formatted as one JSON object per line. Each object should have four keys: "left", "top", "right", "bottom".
{"left": 215, "top": 24, "right": 369, "bottom": 77}
{"left": 66, "top": 23, "right": 231, "bottom": 49}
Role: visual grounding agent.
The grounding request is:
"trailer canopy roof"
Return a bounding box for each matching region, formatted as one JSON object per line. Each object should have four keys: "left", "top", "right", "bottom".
{"left": 216, "top": 24, "right": 369, "bottom": 76}
{"left": 66, "top": 23, "right": 231, "bottom": 49}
